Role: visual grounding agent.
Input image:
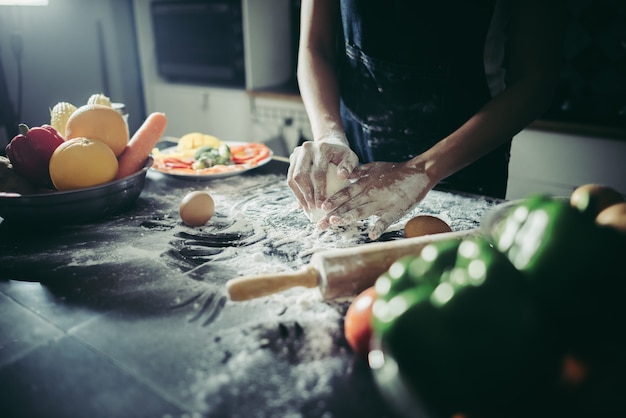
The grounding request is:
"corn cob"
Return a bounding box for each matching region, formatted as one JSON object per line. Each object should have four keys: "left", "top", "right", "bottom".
{"left": 87, "top": 93, "right": 112, "bottom": 107}
{"left": 50, "top": 101, "right": 77, "bottom": 138}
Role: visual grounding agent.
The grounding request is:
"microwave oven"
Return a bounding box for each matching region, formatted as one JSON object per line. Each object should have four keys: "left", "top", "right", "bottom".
{"left": 150, "top": 0, "right": 246, "bottom": 87}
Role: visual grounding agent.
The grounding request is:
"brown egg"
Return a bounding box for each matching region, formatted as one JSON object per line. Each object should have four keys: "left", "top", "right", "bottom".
{"left": 570, "top": 183, "right": 624, "bottom": 218}
{"left": 596, "top": 202, "right": 626, "bottom": 235}
{"left": 404, "top": 215, "right": 452, "bottom": 238}
{"left": 179, "top": 191, "right": 215, "bottom": 226}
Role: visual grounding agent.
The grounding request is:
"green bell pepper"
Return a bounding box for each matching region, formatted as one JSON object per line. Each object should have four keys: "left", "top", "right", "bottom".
{"left": 490, "top": 194, "right": 625, "bottom": 357}
{"left": 491, "top": 195, "right": 621, "bottom": 292}
{"left": 374, "top": 238, "right": 459, "bottom": 302}
{"left": 372, "top": 236, "right": 551, "bottom": 417}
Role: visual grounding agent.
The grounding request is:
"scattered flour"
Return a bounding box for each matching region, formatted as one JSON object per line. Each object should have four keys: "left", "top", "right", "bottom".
{"left": 23, "top": 170, "right": 499, "bottom": 416}
{"left": 156, "top": 171, "right": 499, "bottom": 415}
{"left": 1, "top": 168, "right": 501, "bottom": 417}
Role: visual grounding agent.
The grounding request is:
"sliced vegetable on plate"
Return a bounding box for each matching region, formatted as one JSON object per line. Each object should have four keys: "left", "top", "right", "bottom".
{"left": 193, "top": 143, "right": 232, "bottom": 169}
{"left": 230, "top": 142, "right": 272, "bottom": 165}
{"left": 151, "top": 134, "right": 273, "bottom": 179}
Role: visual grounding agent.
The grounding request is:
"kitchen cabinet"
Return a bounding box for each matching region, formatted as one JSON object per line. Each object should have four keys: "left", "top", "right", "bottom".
{"left": 133, "top": 0, "right": 293, "bottom": 142}
{"left": 152, "top": 83, "right": 250, "bottom": 140}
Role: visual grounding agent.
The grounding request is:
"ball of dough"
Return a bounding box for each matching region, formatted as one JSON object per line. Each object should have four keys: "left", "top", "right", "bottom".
{"left": 306, "top": 163, "right": 351, "bottom": 223}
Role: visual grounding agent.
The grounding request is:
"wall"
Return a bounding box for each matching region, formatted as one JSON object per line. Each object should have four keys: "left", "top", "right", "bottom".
{"left": 0, "top": 0, "right": 144, "bottom": 149}
{"left": 507, "top": 128, "right": 626, "bottom": 200}
{"left": 504, "top": 0, "right": 626, "bottom": 199}
{"left": 543, "top": 0, "right": 626, "bottom": 132}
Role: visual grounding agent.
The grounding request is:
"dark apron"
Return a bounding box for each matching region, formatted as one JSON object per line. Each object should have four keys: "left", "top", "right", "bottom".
{"left": 338, "top": 0, "right": 511, "bottom": 198}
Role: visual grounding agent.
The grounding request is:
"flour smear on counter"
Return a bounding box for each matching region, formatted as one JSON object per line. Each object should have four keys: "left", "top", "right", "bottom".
{"left": 140, "top": 172, "right": 500, "bottom": 416}
{"left": 48, "top": 170, "right": 498, "bottom": 416}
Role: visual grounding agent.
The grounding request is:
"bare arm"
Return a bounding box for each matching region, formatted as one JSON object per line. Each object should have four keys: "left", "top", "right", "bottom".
{"left": 293, "top": 0, "right": 565, "bottom": 240}
{"left": 288, "top": 0, "right": 359, "bottom": 215}
{"left": 323, "top": 0, "right": 565, "bottom": 239}
{"left": 419, "top": 0, "right": 565, "bottom": 185}
{"left": 297, "top": 0, "right": 344, "bottom": 142}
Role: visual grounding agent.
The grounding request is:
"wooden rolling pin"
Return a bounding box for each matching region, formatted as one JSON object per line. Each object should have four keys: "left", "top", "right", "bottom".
{"left": 226, "top": 229, "right": 477, "bottom": 301}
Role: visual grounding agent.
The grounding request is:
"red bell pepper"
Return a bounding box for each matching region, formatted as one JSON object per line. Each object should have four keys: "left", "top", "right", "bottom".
{"left": 5, "top": 123, "right": 64, "bottom": 186}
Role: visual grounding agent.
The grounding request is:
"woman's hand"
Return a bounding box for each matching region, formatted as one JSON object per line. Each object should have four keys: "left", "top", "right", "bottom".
{"left": 319, "top": 161, "right": 435, "bottom": 240}
{"left": 287, "top": 135, "right": 359, "bottom": 213}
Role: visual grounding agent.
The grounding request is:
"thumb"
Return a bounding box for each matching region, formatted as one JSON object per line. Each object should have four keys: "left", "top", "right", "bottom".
{"left": 337, "top": 156, "right": 359, "bottom": 180}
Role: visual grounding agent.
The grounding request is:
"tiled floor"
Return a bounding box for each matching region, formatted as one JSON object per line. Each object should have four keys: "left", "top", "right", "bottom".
{"left": 0, "top": 280, "right": 185, "bottom": 417}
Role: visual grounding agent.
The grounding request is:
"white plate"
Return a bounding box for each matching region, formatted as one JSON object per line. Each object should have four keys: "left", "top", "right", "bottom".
{"left": 150, "top": 141, "right": 273, "bottom": 180}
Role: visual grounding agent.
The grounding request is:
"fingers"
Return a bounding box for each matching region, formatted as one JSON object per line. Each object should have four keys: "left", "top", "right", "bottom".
{"left": 287, "top": 143, "right": 318, "bottom": 211}
{"left": 321, "top": 189, "right": 408, "bottom": 241}
{"left": 326, "top": 194, "right": 375, "bottom": 230}
{"left": 312, "top": 161, "right": 330, "bottom": 208}
{"left": 336, "top": 152, "right": 359, "bottom": 180}
{"left": 307, "top": 160, "right": 432, "bottom": 240}
{"left": 327, "top": 200, "right": 401, "bottom": 241}
{"left": 287, "top": 139, "right": 356, "bottom": 212}
{"left": 286, "top": 149, "right": 307, "bottom": 209}
{"left": 368, "top": 211, "right": 404, "bottom": 241}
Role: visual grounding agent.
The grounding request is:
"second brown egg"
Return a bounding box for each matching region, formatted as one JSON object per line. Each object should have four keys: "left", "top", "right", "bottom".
{"left": 403, "top": 215, "right": 452, "bottom": 238}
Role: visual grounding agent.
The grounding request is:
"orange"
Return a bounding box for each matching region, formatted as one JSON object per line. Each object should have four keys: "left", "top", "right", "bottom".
{"left": 65, "top": 104, "right": 129, "bottom": 156}
{"left": 49, "top": 137, "right": 119, "bottom": 191}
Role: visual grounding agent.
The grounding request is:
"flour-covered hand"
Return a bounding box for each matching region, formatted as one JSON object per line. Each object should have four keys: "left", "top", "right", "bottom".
{"left": 319, "top": 161, "right": 434, "bottom": 240}
{"left": 287, "top": 134, "right": 359, "bottom": 213}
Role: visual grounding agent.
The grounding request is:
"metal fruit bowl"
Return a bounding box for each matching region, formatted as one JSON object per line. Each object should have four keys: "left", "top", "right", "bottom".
{"left": 0, "top": 157, "right": 153, "bottom": 226}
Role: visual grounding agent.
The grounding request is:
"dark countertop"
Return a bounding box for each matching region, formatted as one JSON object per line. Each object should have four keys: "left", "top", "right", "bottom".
{"left": 0, "top": 160, "right": 502, "bottom": 418}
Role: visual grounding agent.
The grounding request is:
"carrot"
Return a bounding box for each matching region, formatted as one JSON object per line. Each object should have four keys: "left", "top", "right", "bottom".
{"left": 162, "top": 156, "right": 194, "bottom": 168}
{"left": 114, "top": 112, "right": 168, "bottom": 179}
